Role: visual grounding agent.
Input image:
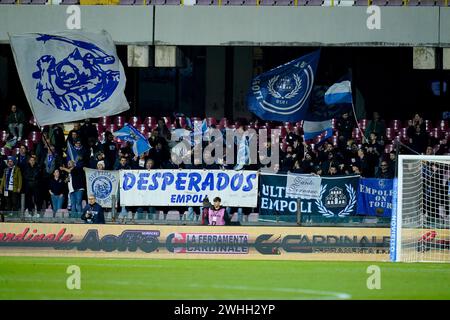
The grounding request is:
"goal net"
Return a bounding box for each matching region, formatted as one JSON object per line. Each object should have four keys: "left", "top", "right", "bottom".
{"left": 391, "top": 155, "right": 450, "bottom": 262}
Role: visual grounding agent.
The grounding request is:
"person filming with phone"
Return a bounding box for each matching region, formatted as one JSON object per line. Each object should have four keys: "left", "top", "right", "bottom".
{"left": 81, "top": 195, "right": 105, "bottom": 224}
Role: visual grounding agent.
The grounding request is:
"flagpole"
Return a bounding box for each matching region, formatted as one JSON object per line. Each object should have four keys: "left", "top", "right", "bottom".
{"left": 350, "top": 101, "right": 368, "bottom": 144}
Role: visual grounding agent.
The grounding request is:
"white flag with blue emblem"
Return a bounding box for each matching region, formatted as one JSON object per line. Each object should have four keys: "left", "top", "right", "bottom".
{"left": 9, "top": 30, "right": 129, "bottom": 126}
{"left": 85, "top": 168, "right": 120, "bottom": 208}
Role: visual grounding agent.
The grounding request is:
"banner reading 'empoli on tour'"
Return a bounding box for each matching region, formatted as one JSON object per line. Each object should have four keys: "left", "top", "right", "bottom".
{"left": 120, "top": 170, "right": 259, "bottom": 208}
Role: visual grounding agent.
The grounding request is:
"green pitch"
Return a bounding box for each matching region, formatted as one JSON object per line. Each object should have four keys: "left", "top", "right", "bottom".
{"left": 0, "top": 256, "right": 449, "bottom": 300}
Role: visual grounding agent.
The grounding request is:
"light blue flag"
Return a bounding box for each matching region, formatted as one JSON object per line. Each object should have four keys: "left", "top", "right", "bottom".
{"left": 324, "top": 80, "right": 352, "bottom": 106}
{"left": 303, "top": 120, "right": 333, "bottom": 144}
{"left": 9, "top": 30, "right": 129, "bottom": 126}
{"left": 113, "top": 124, "right": 152, "bottom": 157}
{"left": 247, "top": 50, "right": 320, "bottom": 122}
{"left": 66, "top": 140, "right": 75, "bottom": 162}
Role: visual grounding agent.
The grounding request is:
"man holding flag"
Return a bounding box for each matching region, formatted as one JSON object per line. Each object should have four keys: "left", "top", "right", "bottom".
{"left": 303, "top": 73, "right": 354, "bottom": 145}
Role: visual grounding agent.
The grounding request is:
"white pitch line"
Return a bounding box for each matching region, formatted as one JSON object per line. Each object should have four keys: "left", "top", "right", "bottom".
{"left": 189, "top": 283, "right": 351, "bottom": 300}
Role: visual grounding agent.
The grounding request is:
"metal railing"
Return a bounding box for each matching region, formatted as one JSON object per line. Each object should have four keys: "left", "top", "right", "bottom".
{"left": 0, "top": 210, "right": 391, "bottom": 227}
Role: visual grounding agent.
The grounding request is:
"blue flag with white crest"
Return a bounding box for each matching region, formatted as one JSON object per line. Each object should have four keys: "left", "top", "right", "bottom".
{"left": 113, "top": 124, "right": 151, "bottom": 157}
{"left": 247, "top": 50, "right": 320, "bottom": 122}
{"left": 9, "top": 30, "right": 129, "bottom": 126}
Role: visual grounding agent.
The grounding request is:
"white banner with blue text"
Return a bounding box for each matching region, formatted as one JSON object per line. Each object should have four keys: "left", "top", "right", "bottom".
{"left": 120, "top": 170, "right": 259, "bottom": 207}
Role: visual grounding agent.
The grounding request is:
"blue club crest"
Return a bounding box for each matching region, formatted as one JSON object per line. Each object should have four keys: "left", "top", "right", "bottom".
{"left": 91, "top": 176, "right": 113, "bottom": 200}
{"left": 32, "top": 34, "right": 120, "bottom": 112}
{"left": 247, "top": 50, "right": 320, "bottom": 122}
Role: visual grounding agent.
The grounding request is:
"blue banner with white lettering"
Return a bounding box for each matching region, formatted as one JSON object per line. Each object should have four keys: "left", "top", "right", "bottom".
{"left": 247, "top": 50, "right": 320, "bottom": 122}
{"left": 357, "top": 178, "right": 394, "bottom": 217}
{"left": 259, "top": 173, "right": 359, "bottom": 218}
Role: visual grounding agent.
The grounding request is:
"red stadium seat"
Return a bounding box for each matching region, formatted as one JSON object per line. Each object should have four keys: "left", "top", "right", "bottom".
{"left": 21, "top": 139, "right": 33, "bottom": 150}
{"left": 29, "top": 116, "right": 38, "bottom": 127}
{"left": 94, "top": 123, "right": 104, "bottom": 134}
{"left": 0, "top": 131, "right": 9, "bottom": 142}
{"left": 430, "top": 128, "right": 442, "bottom": 139}
{"left": 276, "top": 126, "right": 287, "bottom": 138}
{"left": 399, "top": 128, "right": 408, "bottom": 140}
{"left": 264, "top": 121, "right": 273, "bottom": 129}
{"left": 206, "top": 117, "right": 217, "bottom": 126}
{"left": 358, "top": 119, "right": 368, "bottom": 131}
{"left": 352, "top": 128, "right": 362, "bottom": 139}
{"left": 128, "top": 116, "right": 141, "bottom": 127}
{"left": 436, "top": 120, "right": 448, "bottom": 131}
{"left": 28, "top": 131, "right": 42, "bottom": 144}
{"left": 99, "top": 116, "right": 111, "bottom": 127}
{"left": 144, "top": 117, "right": 158, "bottom": 130}
{"left": 385, "top": 128, "right": 395, "bottom": 141}
{"left": 219, "top": 118, "right": 229, "bottom": 127}
{"left": 0, "top": 147, "right": 12, "bottom": 157}
{"left": 106, "top": 124, "right": 118, "bottom": 133}
{"left": 114, "top": 116, "right": 125, "bottom": 128}
{"left": 389, "top": 120, "right": 402, "bottom": 131}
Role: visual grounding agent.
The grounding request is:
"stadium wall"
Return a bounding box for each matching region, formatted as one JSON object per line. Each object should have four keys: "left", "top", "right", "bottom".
{"left": 0, "top": 223, "right": 390, "bottom": 261}
{"left": 0, "top": 5, "right": 448, "bottom": 46}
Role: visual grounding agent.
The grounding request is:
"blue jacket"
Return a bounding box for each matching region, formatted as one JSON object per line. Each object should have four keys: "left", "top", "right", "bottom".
{"left": 81, "top": 202, "right": 105, "bottom": 224}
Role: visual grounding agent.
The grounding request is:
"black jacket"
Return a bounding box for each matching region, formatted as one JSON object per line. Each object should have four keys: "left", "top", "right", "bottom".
{"left": 81, "top": 202, "right": 105, "bottom": 224}
{"left": 23, "top": 164, "right": 41, "bottom": 189}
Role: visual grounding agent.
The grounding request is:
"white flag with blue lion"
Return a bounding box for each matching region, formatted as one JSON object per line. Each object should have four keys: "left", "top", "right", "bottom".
{"left": 85, "top": 168, "right": 119, "bottom": 209}
{"left": 9, "top": 30, "right": 129, "bottom": 126}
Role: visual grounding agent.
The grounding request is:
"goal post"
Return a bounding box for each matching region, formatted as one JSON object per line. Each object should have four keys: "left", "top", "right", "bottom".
{"left": 391, "top": 155, "right": 450, "bottom": 263}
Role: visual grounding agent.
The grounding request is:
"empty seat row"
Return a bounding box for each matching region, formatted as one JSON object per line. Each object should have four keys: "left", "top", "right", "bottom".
{"left": 1, "top": 0, "right": 448, "bottom": 4}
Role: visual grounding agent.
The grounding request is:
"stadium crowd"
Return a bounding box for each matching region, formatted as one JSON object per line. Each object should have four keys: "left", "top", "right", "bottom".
{"left": 0, "top": 103, "right": 448, "bottom": 221}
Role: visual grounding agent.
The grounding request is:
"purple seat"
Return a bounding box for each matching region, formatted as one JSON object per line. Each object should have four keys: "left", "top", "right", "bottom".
{"left": 150, "top": 0, "right": 166, "bottom": 4}
{"left": 296, "top": 0, "right": 308, "bottom": 4}
{"left": 386, "top": 0, "right": 404, "bottom": 5}
{"left": 419, "top": 0, "right": 437, "bottom": 5}
{"left": 223, "top": 0, "right": 246, "bottom": 4}
{"left": 0, "top": 0, "right": 16, "bottom": 3}
{"left": 306, "top": 0, "right": 323, "bottom": 4}
{"left": 259, "top": 0, "right": 277, "bottom": 4}
{"left": 196, "top": 0, "right": 219, "bottom": 3}
{"left": 354, "top": 0, "right": 369, "bottom": 5}
{"left": 275, "top": 0, "right": 293, "bottom": 5}
{"left": 165, "top": 0, "right": 180, "bottom": 4}
{"left": 372, "top": 0, "right": 388, "bottom": 4}
{"left": 30, "top": 0, "right": 47, "bottom": 3}
{"left": 60, "top": 0, "right": 80, "bottom": 4}
{"left": 406, "top": 0, "right": 420, "bottom": 4}
{"left": 120, "top": 0, "right": 137, "bottom": 4}
{"left": 17, "top": 0, "right": 31, "bottom": 3}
